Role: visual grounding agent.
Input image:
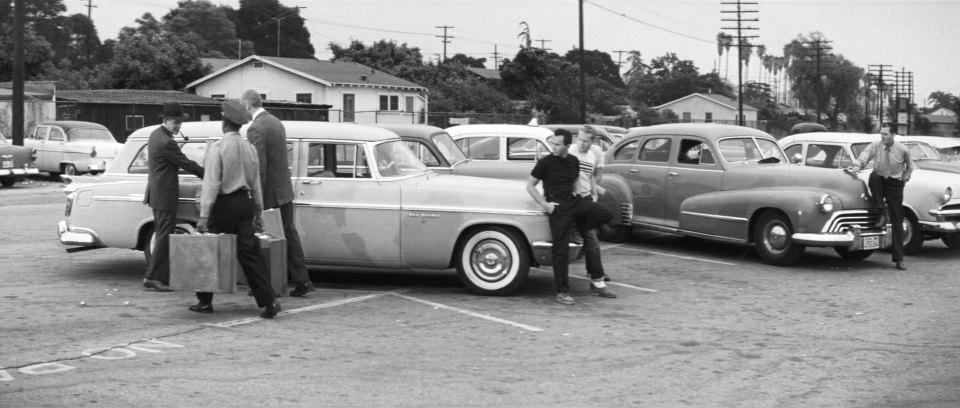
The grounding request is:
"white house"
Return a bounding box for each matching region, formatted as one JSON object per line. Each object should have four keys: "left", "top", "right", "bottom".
{"left": 186, "top": 55, "right": 429, "bottom": 124}
{"left": 654, "top": 93, "right": 759, "bottom": 127}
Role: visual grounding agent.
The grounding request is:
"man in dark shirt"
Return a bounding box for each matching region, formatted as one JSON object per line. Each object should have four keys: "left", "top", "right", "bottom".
{"left": 142, "top": 102, "right": 204, "bottom": 291}
{"left": 526, "top": 129, "right": 614, "bottom": 305}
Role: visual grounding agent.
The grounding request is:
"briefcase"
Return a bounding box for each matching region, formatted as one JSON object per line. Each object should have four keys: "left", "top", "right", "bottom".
{"left": 261, "top": 208, "right": 285, "bottom": 239}
{"left": 237, "top": 234, "right": 288, "bottom": 296}
{"left": 169, "top": 233, "right": 237, "bottom": 293}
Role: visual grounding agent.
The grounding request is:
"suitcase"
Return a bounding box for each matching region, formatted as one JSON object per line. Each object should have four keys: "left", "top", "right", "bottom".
{"left": 237, "top": 234, "right": 288, "bottom": 296}
{"left": 169, "top": 233, "right": 237, "bottom": 293}
{"left": 261, "top": 208, "right": 285, "bottom": 239}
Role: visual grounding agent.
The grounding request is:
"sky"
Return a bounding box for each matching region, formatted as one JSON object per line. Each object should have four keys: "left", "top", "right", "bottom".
{"left": 64, "top": 0, "right": 960, "bottom": 108}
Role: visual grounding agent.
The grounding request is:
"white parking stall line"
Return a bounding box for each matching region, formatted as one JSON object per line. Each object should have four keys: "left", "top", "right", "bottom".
{"left": 209, "top": 293, "right": 387, "bottom": 328}
{"left": 390, "top": 293, "right": 544, "bottom": 332}
{"left": 569, "top": 275, "right": 659, "bottom": 293}
{"left": 604, "top": 244, "right": 737, "bottom": 266}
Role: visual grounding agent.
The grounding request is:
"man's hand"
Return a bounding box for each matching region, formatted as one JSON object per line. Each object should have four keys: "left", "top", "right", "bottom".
{"left": 595, "top": 185, "right": 606, "bottom": 198}
{"left": 845, "top": 165, "right": 861, "bottom": 175}
{"left": 543, "top": 202, "right": 557, "bottom": 214}
{"left": 197, "top": 217, "right": 209, "bottom": 234}
{"left": 253, "top": 214, "right": 264, "bottom": 233}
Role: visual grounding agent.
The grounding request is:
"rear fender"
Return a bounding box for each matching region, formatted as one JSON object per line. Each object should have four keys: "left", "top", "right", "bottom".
{"left": 598, "top": 175, "right": 632, "bottom": 225}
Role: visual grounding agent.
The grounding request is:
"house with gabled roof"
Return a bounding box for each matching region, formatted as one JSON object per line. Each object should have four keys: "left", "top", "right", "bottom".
{"left": 922, "top": 107, "right": 958, "bottom": 137}
{"left": 654, "top": 92, "right": 759, "bottom": 127}
{"left": 187, "top": 55, "right": 429, "bottom": 124}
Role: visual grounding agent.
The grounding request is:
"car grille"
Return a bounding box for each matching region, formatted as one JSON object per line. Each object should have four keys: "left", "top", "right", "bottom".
{"left": 937, "top": 203, "right": 960, "bottom": 220}
{"left": 821, "top": 210, "right": 880, "bottom": 233}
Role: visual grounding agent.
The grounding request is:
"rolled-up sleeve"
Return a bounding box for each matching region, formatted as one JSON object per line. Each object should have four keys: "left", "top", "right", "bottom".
{"left": 199, "top": 143, "right": 222, "bottom": 218}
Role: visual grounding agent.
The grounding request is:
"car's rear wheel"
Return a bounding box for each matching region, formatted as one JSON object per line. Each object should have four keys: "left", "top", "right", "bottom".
{"left": 62, "top": 164, "right": 78, "bottom": 176}
{"left": 754, "top": 210, "right": 805, "bottom": 266}
{"left": 143, "top": 224, "right": 193, "bottom": 265}
{"left": 902, "top": 213, "right": 923, "bottom": 255}
{"left": 597, "top": 222, "right": 632, "bottom": 243}
{"left": 455, "top": 226, "right": 530, "bottom": 296}
{"left": 941, "top": 232, "right": 960, "bottom": 250}
{"left": 834, "top": 247, "right": 874, "bottom": 260}
{"left": 0, "top": 176, "right": 15, "bottom": 187}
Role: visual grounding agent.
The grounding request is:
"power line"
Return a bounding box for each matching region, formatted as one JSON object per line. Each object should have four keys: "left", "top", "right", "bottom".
{"left": 583, "top": 0, "right": 714, "bottom": 45}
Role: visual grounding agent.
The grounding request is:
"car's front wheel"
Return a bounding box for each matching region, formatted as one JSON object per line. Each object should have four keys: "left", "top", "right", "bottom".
{"left": 62, "top": 164, "right": 78, "bottom": 176}
{"left": 143, "top": 224, "right": 193, "bottom": 265}
{"left": 754, "top": 210, "right": 805, "bottom": 266}
{"left": 902, "top": 213, "right": 923, "bottom": 255}
{"left": 0, "top": 176, "right": 15, "bottom": 187}
{"left": 597, "top": 222, "right": 632, "bottom": 243}
{"left": 455, "top": 226, "right": 530, "bottom": 296}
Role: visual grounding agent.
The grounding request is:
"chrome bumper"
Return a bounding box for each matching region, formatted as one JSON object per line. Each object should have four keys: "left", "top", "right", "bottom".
{"left": 0, "top": 167, "right": 40, "bottom": 176}
{"left": 58, "top": 220, "right": 102, "bottom": 247}
{"left": 531, "top": 241, "right": 583, "bottom": 266}
{"left": 919, "top": 220, "right": 960, "bottom": 233}
{"left": 793, "top": 226, "right": 891, "bottom": 250}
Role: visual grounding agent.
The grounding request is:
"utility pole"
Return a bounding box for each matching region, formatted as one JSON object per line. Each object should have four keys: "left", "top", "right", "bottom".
{"left": 492, "top": 45, "right": 500, "bottom": 70}
{"left": 613, "top": 49, "right": 627, "bottom": 72}
{"left": 893, "top": 68, "right": 914, "bottom": 134}
{"left": 436, "top": 25, "right": 454, "bottom": 64}
{"left": 536, "top": 39, "right": 551, "bottom": 51}
{"left": 83, "top": 0, "right": 97, "bottom": 20}
{"left": 721, "top": 1, "right": 758, "bottom": 127}
{"left": 12, "top": 0, "right": 24, "bottom": 145}
{"left": 799, "top": 39, "right": 832, "bottom": 124}
{"left": 253, "top": 6, "right": 306, "bottom": 58}
{"left": 578, "top": 0, "right": 586, "bottom": 123}
{"left": 868, "top": 64, "right": 893, "bottom": 127}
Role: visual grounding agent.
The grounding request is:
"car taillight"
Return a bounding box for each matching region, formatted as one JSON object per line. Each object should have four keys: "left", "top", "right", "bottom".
{"left": 30, "top": 148, "right": 37, "bottom": 161}
{"left": 90, "top": 146, "right": 97, "bottom": 158}
{"left": 65, "top": 192, "right": 75, "bottom": 216}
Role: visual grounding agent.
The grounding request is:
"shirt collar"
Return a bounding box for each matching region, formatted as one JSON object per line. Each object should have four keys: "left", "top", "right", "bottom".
{"left": 252, "top": 108, "right": 266, "bottom": 120}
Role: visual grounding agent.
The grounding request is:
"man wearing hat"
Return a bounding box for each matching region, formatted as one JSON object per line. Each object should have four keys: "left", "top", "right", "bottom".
{"left": 191, "top": 100, "right": 280, "bottom": 318}
{"left": 241, "top": 89, "right": 313, "bottom": 297}
{"left": 143, "top": 102, "right": 204, "bottom": 291}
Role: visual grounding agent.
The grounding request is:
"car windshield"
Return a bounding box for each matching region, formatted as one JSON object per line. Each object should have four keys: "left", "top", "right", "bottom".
{"left": 67, "top": 129, "right": 114, "bottom": 142}
{"left": 0, "top": 133, "right": 6, "bottom": 144}
{"left": 373, "top": 140, "right": 429, "bottom": 177}
{"left": 717, "top": 137, "right": 786, "bottom": 164}
{"left": 903, "top": 141, "right": 942, "bottom": 161}
{"left": 430, "top": 132, "right": 469, "bottom": 164}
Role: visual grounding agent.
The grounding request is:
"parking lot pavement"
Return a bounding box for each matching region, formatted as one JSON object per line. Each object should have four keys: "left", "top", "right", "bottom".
{"left": 3, "top": 187, "right": 960, "bottom": 407}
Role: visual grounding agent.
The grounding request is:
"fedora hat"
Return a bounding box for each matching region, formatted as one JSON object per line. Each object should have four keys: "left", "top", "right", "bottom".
{"left": 159, "top": 102, "right": 190, "bottom": 120}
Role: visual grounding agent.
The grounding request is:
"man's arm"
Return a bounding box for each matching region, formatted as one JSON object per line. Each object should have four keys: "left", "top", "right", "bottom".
{"left": 197, "top": 144, "right": 222, "bottom": 232}
{"left": 246, "top": 126, "right": 269, "bottom": 185}
{"left": 161, "top": 138, "right": 204, "bottom": 178}
{"left": 902, "top": 146, "right": 915, "bottom": 182}
{"left": 850, "top": 141, "right": 877, "bottom": 172}
{"left": 526, "top": 176, "right": 555, "bottom": 214}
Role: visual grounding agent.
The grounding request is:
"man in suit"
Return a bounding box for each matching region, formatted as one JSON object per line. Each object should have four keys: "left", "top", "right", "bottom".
{"left": 241, "top": 90, "right": 313, "bottom": 297}
{"left": 143, "top": 102, "right": 204, "bottom": 291}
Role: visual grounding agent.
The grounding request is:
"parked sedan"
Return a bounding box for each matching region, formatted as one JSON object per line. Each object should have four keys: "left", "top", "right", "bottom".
{"left": 373, "top": 124, "right": 506, "bottom": 177}
{"left": 540, "top": 124, "right": 617, "bottom": 152}
{"left": 598, "top": 124, "right": 891, "bottom": 266}
{"left": 58, "top": 121, "right": 577, "bottom": 295}
{"left": 25, "top": 121, "right": 122, "bottom": 176}
{"left": 445, "top": 124, "right": 555, "bottom": 180}
{"left": 0, "top": 130, "right": 40, "bottom": 187}
{"left": 779, "top": 132, "right": 960, "bottom": 252}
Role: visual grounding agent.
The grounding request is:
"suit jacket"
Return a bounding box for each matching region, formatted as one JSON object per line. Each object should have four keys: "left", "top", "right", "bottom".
{"left": 247, "top": 110, "right": 294, "bottom": 209}
{"left": 143, "top": 125, "right": 204, "bottom": 211}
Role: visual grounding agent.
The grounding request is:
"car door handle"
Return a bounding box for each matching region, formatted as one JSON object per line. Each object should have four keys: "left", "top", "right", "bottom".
{"left": 668, "top": 172, "right": 680, "bottom": 176}
{"left": 301, "top": 180, "right": 321, "bottom": 185}
{"left": 629, "top": 168, "right": 639, "bottom": 173}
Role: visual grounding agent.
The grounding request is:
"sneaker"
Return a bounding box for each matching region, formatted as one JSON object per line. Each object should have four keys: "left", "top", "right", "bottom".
{"left": 555, "top": 292, "right": 576, "bottom": 305}
{"left": 591, "top": 284, "right": 618, "bottom": 298}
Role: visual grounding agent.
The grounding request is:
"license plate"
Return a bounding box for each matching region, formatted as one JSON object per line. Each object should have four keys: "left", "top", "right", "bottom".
{"left": 1, "top": 160, "right": 12, "bottom": 169}
{"left": 863, "top": 235, "right": 880, "bottom": 250}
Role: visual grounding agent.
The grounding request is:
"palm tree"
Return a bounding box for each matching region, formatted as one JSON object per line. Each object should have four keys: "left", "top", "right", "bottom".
{"left": 755, "top": 44, "right": 766, "bottom": 83}
{"left": 716, "top": 33, "right": 733, "bottom": 81}
{"left": 928, "top": 91, "right": 956, "bottom": 111}
{"left": 517, "top": 22, "right": 531, "bottom": 49}
{"left": 739, "top": 40, "right": 753, "bottom": 82}
{"left": 624, "top": 50, "right": 647, "bottom": 80}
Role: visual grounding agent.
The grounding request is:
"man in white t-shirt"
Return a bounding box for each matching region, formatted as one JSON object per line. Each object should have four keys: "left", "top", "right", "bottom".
{"left": 568, "top": 124, "right": 616, "bottom": 298}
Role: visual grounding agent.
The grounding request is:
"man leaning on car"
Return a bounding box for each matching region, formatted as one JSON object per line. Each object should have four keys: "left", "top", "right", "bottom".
{"left": 142, "top": 102, "right": 205, "bottom": 291}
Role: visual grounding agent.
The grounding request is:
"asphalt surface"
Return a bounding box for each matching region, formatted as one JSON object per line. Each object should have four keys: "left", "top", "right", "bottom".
{"left": 2, "top": 178, "right": 960, "bottom": 407}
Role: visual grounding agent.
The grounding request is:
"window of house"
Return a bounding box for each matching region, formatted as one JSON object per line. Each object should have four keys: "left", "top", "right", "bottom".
{"left": 405, "top": 96, "right": 415, "bottom": 113}
{"left": 705, "top": 112, "right": 713, "bottom": 123}
{"left": 252, "top": 62, "right": 264, "bottom": 69}
{"left": 296, "top": 93, "right": 312, "bottom": 104}
{"left": 126, "top": 115, "right": 144, "bottom": 131}
{"left": 379, "top": 95, "right": 399, "bottom": 111}
{"left": 210, "top": 94, "right": 225, "bottom": 99}
{"left": 682, "top": 112, "right": 692, "bottom": 123}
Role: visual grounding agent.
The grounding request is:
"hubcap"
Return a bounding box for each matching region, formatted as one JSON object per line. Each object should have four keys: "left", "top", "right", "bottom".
{"left": 766, "top": 223, "right": 788, "bottom": 251}
{"left": 470, "top": 240, "right": 512, "bottom": 282}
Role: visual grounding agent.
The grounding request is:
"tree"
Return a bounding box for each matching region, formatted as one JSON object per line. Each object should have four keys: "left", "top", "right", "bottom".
{"left": 447, "top": 53, "right": 487, "bottom": 68}
{"left": 237, "top": 0, "right": 314, "bottom": 58}
{"left": 0, "top": 0, "right": 62, "bottom": 80}
{"left": 928, "top": 91, "right": 957, "bottom": 111}
{"left": 563, "top": 48, "right": 624, "bottom": 87}
{"left": 517, "top": 22, "right": 532, "bottom": 49}
{"left": 329, "top": 40, "right": 424, "bottom": 74}
{"left": 784, "top": 32, "right": 865, "bottom": 129}
{"left": 163, "top": 0, "right": 254, "bottom": 58}
{"left": 102, "top": 13, "right": 207, "bottom": 89}
{"left": 625, "top": 52, "right": 733, "bottom": 108}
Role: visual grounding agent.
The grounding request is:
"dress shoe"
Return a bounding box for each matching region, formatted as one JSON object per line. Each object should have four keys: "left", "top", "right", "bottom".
{"left": 143, "top": 278, "right": 173, "bottom": 292}
{"left": 289, "top": 281, "right": 315, "bottom": 297}
{"left": 260, "top": 300, "right": 281, "bottom": 319}
{"left": 188, "top": 302, "right": 214, "bottom": 313}
{"left": 895, "top": 262, "right": 906, "bottom": 271}
{"left": 590, "top": 283, "right": 618, "bottom": 298}
{"left": 555, "top": 292, "right": 576, "bottom": 305}
{"left": 585, "top": 273, "right": 612, "bottom": 282}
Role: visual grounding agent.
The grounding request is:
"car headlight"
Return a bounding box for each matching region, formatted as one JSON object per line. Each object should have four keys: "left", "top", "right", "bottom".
{"left": 943, "top": 187, "right": 953, "bottom": 204}
{"left": 818, "top": 194, "right": 835, "bottom": 213}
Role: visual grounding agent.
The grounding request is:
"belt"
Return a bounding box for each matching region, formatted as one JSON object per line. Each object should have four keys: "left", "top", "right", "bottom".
{"left": 872, "top": 173, "right": 901, "bottom": 181}
{"left": 544, "top": 193, "right": 575, "bottom": 202}
{"left": 221, "top": 188, "right": 251, "bottom": 197}
{"left": 576, "top": 193, "right": 592, "bottom": 199}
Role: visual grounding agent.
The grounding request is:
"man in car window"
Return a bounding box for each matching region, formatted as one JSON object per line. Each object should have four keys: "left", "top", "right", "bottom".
{"left": 526, "top": 128, "right": 615, "bottom": 305}
{"left": 142, "top": 102, "right": 204, "bottom": 292}
{"left": 848, "top": 123, "right": 915, "bottom": 271}
{"left": 242, "top": 90, "right": 313, "bottom": 297}
{"left": 569, "top": 125, "right": 615, "bottom": 296}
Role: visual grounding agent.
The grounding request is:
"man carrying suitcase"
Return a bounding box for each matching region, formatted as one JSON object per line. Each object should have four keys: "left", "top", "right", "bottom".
{"left": 192, "top": 100, "right": 280, "bottom": 318}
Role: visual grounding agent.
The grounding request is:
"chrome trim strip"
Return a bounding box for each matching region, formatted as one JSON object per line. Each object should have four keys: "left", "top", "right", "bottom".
{"left": 677, "top": 229, "right": 747, "bottom": 245}
{"left": 919, "top": 220, "right": 959, "bottom": 232}
{"left": 297, "top": 202, "right": 402, "bottom": 211}
{"left": 406, "top": 205, "right": 544, "bottom": 216}
{"left": 681, "top": 211, "right": 748, "bottom": 222}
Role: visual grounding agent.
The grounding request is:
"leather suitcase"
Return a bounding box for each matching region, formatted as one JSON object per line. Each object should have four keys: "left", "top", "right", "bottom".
{"left": 237, "top": 234, "right": 288, "bottom": 296}
{"left": 169, "top": 234, "right": 237, "bottom": 293}
{"left": 261, "top": 208, "right": 285, "bottom": 239}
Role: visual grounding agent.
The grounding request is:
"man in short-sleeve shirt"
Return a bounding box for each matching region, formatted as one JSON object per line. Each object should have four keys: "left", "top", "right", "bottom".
{"left": 526, "top": 129, "right": 615, "bottom": 305}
